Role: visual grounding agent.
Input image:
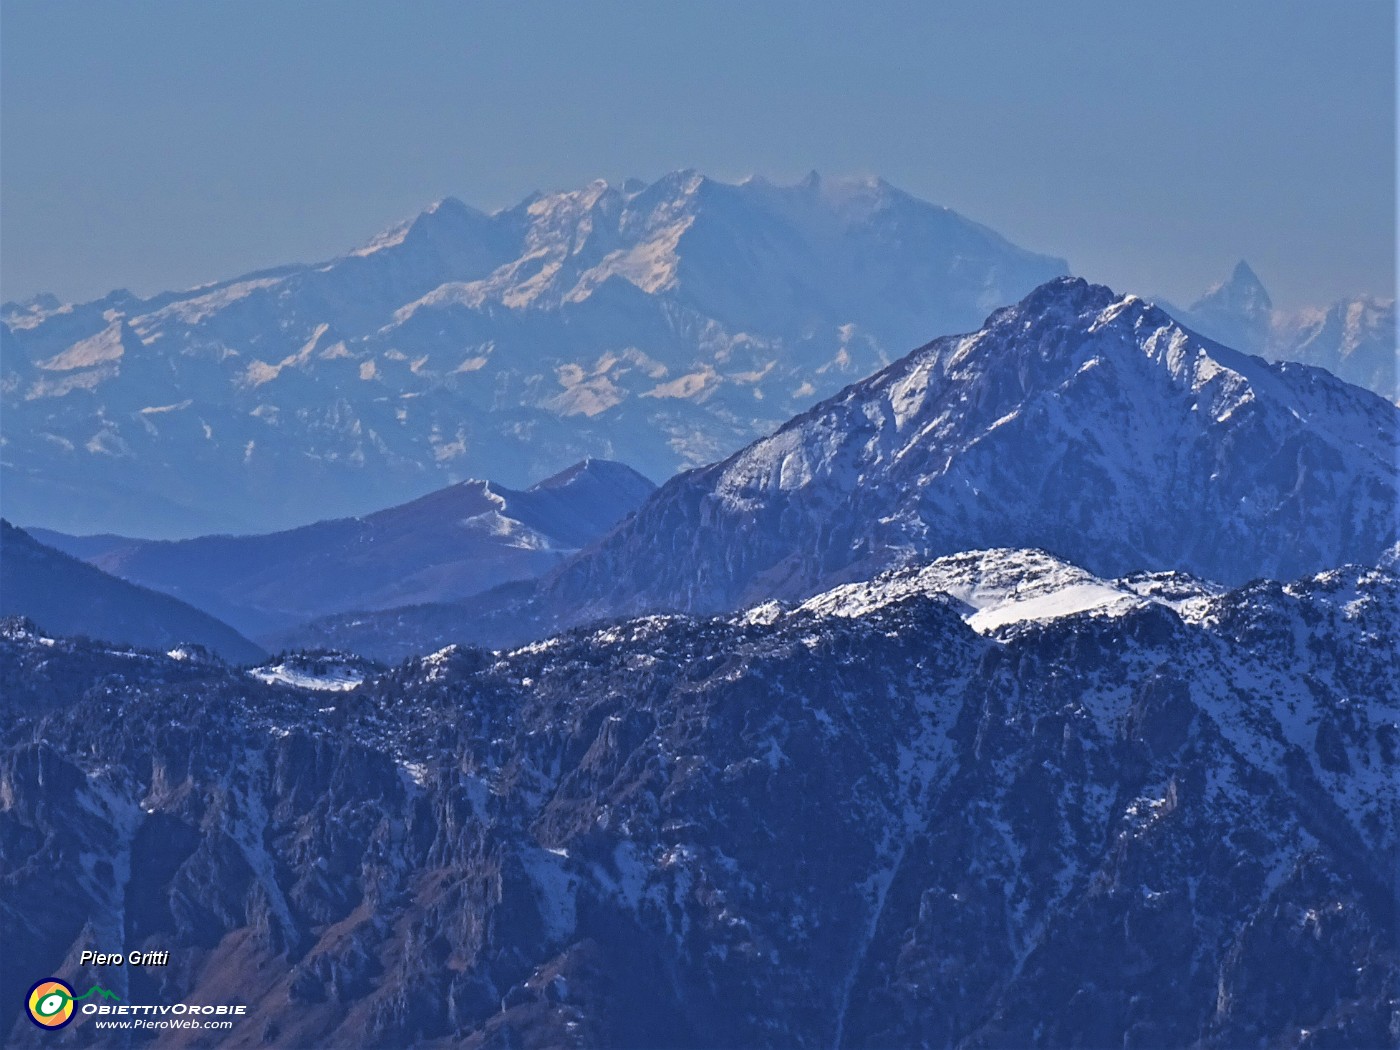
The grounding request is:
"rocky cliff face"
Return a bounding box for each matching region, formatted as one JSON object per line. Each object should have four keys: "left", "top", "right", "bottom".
{"left": 3, "top": 551, "right": 1395, "bottom": 1047}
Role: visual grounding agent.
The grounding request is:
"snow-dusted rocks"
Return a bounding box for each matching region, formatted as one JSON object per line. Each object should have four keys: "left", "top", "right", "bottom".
{"left": 3, "top": 554, "right": 1395, "bottom": 1046}
{"left": 1, "top": 172, "right": 1066, "bottom": 536}
{"left": 248, "top": 651, "right": 376, "bottom": 692}
{"left": 786, "top": 548, "right": 1222, "bottom": 632}
{"left": 377, "top": 276, "right": 1394, "bottom": 652}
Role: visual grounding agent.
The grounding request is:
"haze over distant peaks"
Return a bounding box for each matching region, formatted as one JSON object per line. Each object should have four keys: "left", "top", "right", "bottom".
{"left": 2, "top": 172, "right": 1068, "bottom": 536}
{"left": 31, "top": 458, "right": 655, "bottom": 640}
{"left": 0, "top": 521, "right": 264, "bottom": 663}
{"left": 5, "top": 173, "right": 1390, "bottom": 539}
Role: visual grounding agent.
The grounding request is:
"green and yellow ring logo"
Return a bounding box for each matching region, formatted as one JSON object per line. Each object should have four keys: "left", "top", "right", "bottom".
{"left": 26, "top": 979, "right": 76, "bottom": 1029}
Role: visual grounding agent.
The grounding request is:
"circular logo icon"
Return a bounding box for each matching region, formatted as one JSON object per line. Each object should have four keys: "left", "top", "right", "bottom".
{"left": 26, "top": 979, "right": 76, "bottom": 1029}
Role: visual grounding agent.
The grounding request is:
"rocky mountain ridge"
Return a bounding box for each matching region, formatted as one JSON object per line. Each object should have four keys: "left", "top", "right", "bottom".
{"left": 2, "top": 549, "right": 1395, "bottom": 1047}
{"left": 29, "top": 458, "right": 654, "bottom": 639}
{"left": 283, "top": 277, "right": 1399, "bottom": 658}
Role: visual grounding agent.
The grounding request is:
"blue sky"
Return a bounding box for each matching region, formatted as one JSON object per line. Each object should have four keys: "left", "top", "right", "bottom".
{"left": 1, "top": 1, "right": 1393, "bottom": 309}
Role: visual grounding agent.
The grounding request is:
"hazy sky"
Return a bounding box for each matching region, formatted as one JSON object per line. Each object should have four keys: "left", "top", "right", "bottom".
{"left": 2, "top": 1, "right": 1394, "bottom": 310}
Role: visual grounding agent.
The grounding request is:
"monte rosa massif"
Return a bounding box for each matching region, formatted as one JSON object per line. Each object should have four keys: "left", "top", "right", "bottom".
{"left": 3, "top": 172, "right": 1390, "bottom": 539}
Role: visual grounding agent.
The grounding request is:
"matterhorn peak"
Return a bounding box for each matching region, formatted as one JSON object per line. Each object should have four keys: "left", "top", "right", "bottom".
{"left": 1227, "top": 258, "right": 1265, "bottom": 287}
{"left": 1192, "top": 259, "right": 1273, "bottom": 315}
{"left": 1180, "top": 259, "right": 1275, "bottom": 354}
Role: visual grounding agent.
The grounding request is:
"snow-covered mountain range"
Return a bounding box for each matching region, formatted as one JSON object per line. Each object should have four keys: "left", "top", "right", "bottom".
{"left": 1, "top": 172, "right": 1068, "bottom": 536}
{"left": 289, "top": 277, "right": 1398, "bottom": 657}
{"left": 1166, "top": 260, "right": 1396, "bottom": 402}
{"left": 3, "top": 176, "right": 1397, "bottom": 1049}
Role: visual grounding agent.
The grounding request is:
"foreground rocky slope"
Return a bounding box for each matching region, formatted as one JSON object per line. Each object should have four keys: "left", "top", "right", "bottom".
{"left": 3, "top": 553, "right": 1396, "bottom": 1047}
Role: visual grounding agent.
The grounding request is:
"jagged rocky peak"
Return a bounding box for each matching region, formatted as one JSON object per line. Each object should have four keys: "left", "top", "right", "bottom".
{"left": 980, "top": 272, "right": 1119, "bottom": 333}
{"left": 884, "top": 274, "right": 1342, "bottom": 421}
{"left": 1179, "top": 259, "right": 1275, "bottom": 354}
{"left": 1162, "top": 261, "right": 1397, "bottom": 401}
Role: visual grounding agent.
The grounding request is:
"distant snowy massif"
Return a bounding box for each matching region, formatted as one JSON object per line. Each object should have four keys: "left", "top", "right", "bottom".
{"left": 5, "top": 172, "right": 1390, "bottom": 538}
{"left": 3, "top": 172, "right": 1067, "bottom": 536}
